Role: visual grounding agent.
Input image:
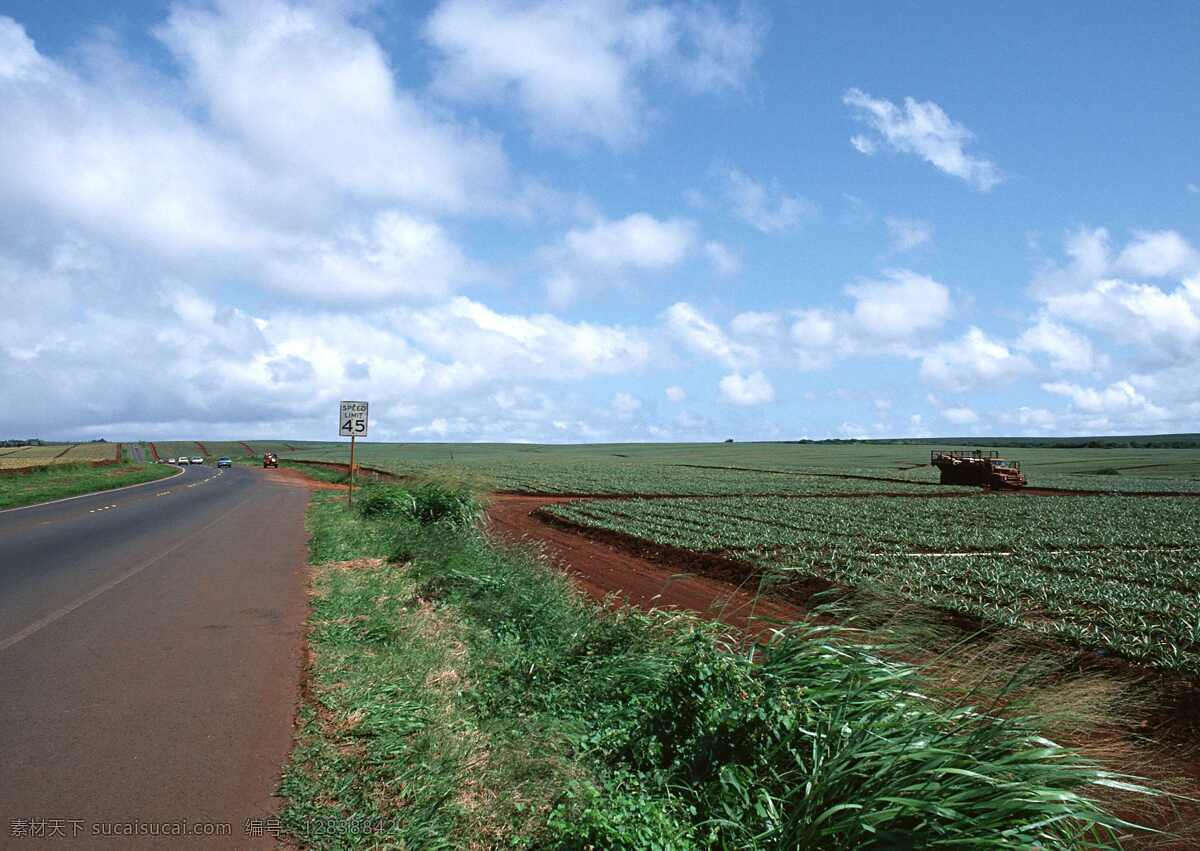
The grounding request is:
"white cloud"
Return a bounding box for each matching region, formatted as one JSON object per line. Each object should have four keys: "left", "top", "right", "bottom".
{"left": 0, "top": 16, "right": 45, "bottom": 79}
{"left": 849, "top": 134, "right": 876, "bottom": 156}
{"left": 1042, "top": 277, "right": 1200, "bottom": 364}
{"left": 1016, "top": 317, "right": 1103, "bottom": 373}
{"left": 750, "top": 271, "right": 955, "bottom": 372}
{"left": 1006, "top": 406, "right": 1058, "bottom": 431}
{"left": 425, "top": 0, "right": 764, "bottom": 148}
{"left": 159, "top": 0, "right": 510, "bottom": 214}
{"left": 920, "top": 328, "right": 1032, "bottom": 390}
{"left": 838, "top": 421, "right": 871, "bottom": 439}
{"left": 719, "top": 370, "right": 774, "bottom": 405}
{"left": 790, "top": 310, "right": 839, "bottom": 350}
{"left": 724, "top": 168, "right": 817, "bottom": 233}
{"left": 410, "top": 417, "right": 450, "bottom": 437}
{"left": 400, "top": 297, "right": 653, "bottom": 380}
{"left": 1189, "top": 183, "right": 1199, "bottom": 194}
{"left": 0, "top": 239, "right": 664, "bottom": 440}
{"left": 846, "top": 270, "right": 952, "bottom": 339}
{"left": 941, "top": 406, "right": 978, "bottom": 425}
{"left": 884, "top": 216, "right": 933, "bottom": 252}
{"left": 543, "top": 212, "right": 697, "bottom": 305}
{"left": 1030, "top": 226, "right": 1113, "bottom": 297}
{"left": 1029, "top": 227, "right": 1200, "bottom": 369}
{"left": 543, "top": 273, "right": 582, "bottom": 309}
{"left": 664, "top": 302, "right": 757, "bottom": 368}
{"left": 1114, "top": 230, "right": 1199, "bottom": 278}
{"left": 1042, "top": 380, "right": 1168, "bottom": 420}
{"left": 843, "top": 88, "right": 1002, "bottom": 191}
{"left": 703, "top": 240, "right": 741, "bottom": 275}
{"left": 665, "top": 385, "right": 686, "bottom": 402}
{"left": 0, "top": 7, "right": 518, "bottom": 310}
{"left": 264, "top": 211, "right": 473, "bottom": 301}
{"left": 561, "top": 213, "right": 696, "bottom": 271}
{"left": 730, "top": 311, "right": 782, "bottom": 339}
{"left": 612, "top": 391, "right": 642, "bottom": 416}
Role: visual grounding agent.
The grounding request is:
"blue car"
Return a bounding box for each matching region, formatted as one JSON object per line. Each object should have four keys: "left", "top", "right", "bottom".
{"left": 216, "top": 457, "right": 232, "bottom": 468}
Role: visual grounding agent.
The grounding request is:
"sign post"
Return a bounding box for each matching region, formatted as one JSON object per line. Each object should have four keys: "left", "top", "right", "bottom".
{"left": 338, "top": 400, "right": 369, "bottom": 507}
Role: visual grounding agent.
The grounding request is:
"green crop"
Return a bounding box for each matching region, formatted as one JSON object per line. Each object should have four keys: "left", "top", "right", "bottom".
{"left": 546, "top": 494, "right": 1200, "bottom": 674}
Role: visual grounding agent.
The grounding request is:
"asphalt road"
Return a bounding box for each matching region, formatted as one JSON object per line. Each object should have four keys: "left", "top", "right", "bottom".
{"left": 0, "top": 464, "right": 310, "bottom": 847}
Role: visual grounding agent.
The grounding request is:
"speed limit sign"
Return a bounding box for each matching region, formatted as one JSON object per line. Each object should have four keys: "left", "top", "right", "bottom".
{"left": 339, "top": 401, "right": 368, "bottom": 437}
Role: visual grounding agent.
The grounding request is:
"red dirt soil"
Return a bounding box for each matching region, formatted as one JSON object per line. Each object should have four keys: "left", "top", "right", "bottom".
{"left": 487, "top": 495, "right": 804, "bottom": 636}
{"left": 195, "top": 440, "right": 211, "bottom": 457}
{"left": 239, "top": 441, "right": 256, "bottom": 457}
{"left": 261, "top": 466, "right": 346, "bottom": 491}
{"left": 148, "top": 442, "right": 160, "bottom": 461}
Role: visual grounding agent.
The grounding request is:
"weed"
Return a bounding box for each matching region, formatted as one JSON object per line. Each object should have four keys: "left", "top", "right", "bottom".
{"left": 357, "top": 482, "right": 481, "bottom": 528}
{"left": 283, "top": 488, "right": 1159, "bottom": 849}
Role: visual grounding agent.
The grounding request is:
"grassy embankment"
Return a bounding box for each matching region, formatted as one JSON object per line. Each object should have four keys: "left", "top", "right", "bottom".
{"left": 281, "top": 481, "right": 1160, "bottom": 849}
{"left": 237, "top": 456, "right": 385, "bottom": 488}
{"left": 0, "top": 462, "right": 177, "bottom": 510}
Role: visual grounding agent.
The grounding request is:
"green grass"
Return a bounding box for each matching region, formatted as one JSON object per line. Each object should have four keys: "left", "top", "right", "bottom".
{"left": 0, "top": 462, "right": 177, "bottom": 510}
{"left": 278, "top": 460, "right": 350, "bottom": 485}
{"left": 282, "top": 483, "right": 1157, "bottom": 849}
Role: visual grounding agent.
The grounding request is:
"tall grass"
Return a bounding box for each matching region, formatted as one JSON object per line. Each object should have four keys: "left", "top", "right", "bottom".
{"left": 284, "top": 484, "right": 1159, "bottom": 848}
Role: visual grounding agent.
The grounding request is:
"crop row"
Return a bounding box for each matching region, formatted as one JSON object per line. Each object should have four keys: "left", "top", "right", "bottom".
{"left": 558, "top": 494, "right": 1200, "bottom": 554}
{"left": 545, "top": 495, "right": 1200, "bottom": 674}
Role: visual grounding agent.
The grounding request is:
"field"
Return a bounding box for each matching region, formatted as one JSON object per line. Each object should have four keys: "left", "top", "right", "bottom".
{"left": 545, "top": 494, "right": 1200, "bottom": 673}
{"left": 274, "top": 440, "right": 1200, "bottom": 677}
{"left": 280, "top": 440, "right": 1200, "bottom": 493}
{"left": 144, "top": 439, "right": 327, "bottom": 461}
{"left": 0, "top": 462, "right": 176, "bottom": 510}
{"left": 0, "top": 442, "right": 120, "bottom": 469}
{"left": 255, "top": 441, "right": 1200, "bottom": 845}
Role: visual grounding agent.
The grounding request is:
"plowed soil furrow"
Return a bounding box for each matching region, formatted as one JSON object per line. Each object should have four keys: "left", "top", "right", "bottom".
{"left": 486, "top": 495, "right": 808, "bottom": 636}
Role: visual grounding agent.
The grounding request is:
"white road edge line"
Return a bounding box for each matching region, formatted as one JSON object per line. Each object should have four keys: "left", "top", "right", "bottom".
{"left": 0, "top": 465, "right": 188, "bottom": 515}
{"left": 0, "top": 491, "right": 257, "bottom": 653}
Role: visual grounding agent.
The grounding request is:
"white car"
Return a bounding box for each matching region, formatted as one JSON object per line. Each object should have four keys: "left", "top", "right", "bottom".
{"left": 176, "top": 457, "right": 188, "bottom": 465}
{"left": 191, "top": 456, "right": 204, "bottom": 465}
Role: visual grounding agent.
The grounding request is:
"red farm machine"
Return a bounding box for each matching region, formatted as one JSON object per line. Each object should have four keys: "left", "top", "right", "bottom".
{"left": 930, "top": 450, "right": 1027, "bottom": 489}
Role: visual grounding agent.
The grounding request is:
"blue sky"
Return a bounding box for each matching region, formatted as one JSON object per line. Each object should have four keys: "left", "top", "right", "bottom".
{"left": 2, "top": 1, "right": 1197, "bottom": 442}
